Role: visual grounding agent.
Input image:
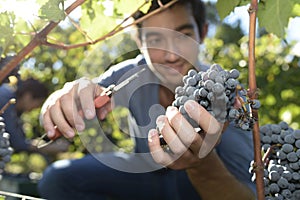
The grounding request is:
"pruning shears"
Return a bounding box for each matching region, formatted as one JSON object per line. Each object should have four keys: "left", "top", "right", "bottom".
{"left": 36, "top": 68, "right": 145, "bottom": 148}
{"left": 94, "top": 68, "right": 145, "bottom": 108}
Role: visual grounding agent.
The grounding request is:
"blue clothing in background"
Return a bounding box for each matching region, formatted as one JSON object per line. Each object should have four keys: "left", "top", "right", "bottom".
{"left": 0, "top": 84, "right": 30, "bottom": 152}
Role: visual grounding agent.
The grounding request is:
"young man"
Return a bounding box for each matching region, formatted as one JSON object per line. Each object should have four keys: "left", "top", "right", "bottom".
{"left": 38, "top": 0, "right": 255, "bottom": 199}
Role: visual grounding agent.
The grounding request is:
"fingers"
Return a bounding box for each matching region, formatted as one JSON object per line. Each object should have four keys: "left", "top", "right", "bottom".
{"left": 42, "top": 109, "right": 56, "bottom": 138}
{"left": 48, "top": 98, "right": 76, "bottom": 138}
{"left": 184, "top": 100, "right": 223, "bottom": 135}
{"left": 41, "top": 79, "right": 97, "bottom": 139}
{"left": 60, "top": 92, "right": 85, "bottom": 131}
{"left": 97, "top": 102, "right": 113, "bottom": 119}
{"left": 164, "top": 107, "right": 202, "bottom": 154}
{"left": 148, "top": 129, "right": 183, "bottom": 168}
{"left": 77, "top": 78, "right": 99, "bottom": 119}
{"left": 156, "top": 115, "right": 188, "bottom": 155}
{"left": 184, "top": 100, "right": 223, "bottom": 158}
{"left": 148, "top": 128, "right": 200, "bottom": 169}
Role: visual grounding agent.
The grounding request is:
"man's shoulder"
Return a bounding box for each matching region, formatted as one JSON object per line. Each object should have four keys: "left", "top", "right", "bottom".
{"left": 0, "top": 84, "right": 15, "bottom": 102}
{"left": 112, "top": 55, "right": 145, "bottom": 73}
{"left": 98, "top": 55, "right": 147, "bottom": 85}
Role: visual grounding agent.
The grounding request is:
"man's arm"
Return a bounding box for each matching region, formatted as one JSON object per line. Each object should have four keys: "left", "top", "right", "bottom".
{"left": 186, "top": 150, "right": 255, "bottom": 200}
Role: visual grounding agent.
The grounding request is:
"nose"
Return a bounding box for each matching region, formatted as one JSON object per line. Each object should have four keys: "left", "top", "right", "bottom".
{"left": 164, "top": 39, "right": 180, "bottom": 62}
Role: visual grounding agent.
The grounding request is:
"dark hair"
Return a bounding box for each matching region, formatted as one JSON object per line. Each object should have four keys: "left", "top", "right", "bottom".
{"left": 133, "top": 0, "right": 206, "bottom": 39}
{"left": 16, "top": 78, "right": 49, "bottom": 100}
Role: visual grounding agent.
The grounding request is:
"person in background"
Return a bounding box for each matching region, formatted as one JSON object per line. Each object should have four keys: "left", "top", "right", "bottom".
{"left": 37, "top": 0, "right": 256, "bottom": 199}
{"left": 0, "top": 75, "right": 69, "bottom": 158}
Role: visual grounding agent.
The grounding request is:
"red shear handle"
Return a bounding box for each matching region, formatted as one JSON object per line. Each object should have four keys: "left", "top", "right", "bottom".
{"left": 49, "top": 127, "right": 63, "bottom": 140}
{"left": 94, "top": 92, "right": 111, "bottom": 108}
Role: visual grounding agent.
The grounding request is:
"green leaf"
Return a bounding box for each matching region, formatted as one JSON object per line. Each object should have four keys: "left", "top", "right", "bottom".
{"left": 39, "top": 0, "right": 65, "bottom": 22}
{"left": 292, "top": 4, "right": 300, "bottom": 16}
{"left": 0, "top": 12, "right": 14, "bottom": 52}
{"left": 115, "top": 0, "right": 151, "bottom": 15}
{"left": 257, "top": 0, "right": 294, "bottom": 37}
{"left": 80, "top": 2, "right": 117, "bottom": 40}
{"left": 216, "top": 0, "right": 240, "bottom": 20}
{"left": 291, "top": 0, "right": 300, "bottom": 3}
{"left": 239, "top": 0, "right": 250, "bottom": 7}
{"left": 139, "top": 1, "right": 152, "bottom": 14}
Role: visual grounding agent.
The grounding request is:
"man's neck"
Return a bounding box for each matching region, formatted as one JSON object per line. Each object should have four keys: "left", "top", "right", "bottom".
{"left": 159, "top": 85, "right": 175, "bottom": 108}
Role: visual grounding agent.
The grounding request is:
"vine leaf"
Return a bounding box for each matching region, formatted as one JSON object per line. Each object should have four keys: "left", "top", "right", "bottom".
{"left": 257, "top": 0, "right": 294, "bottom": 38}
{"left": 116, "top": 0, "right": 151, "bottom": 14}
{"left": 0, "top": 12, "right": 15, "bottom": 52}
{"left": 216, "top": 0, "right": 240, "bottom": 20}
{"left": 80, "top": 2, "right": 117, "bottom": 40}
{"left": 292, "top": 4, "right": 300, "bottom": 16}
{"left": 39, "top": 0, "right": 65, "bottom": 22}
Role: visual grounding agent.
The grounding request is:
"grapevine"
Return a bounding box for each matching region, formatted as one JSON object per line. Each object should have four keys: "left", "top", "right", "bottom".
{"left": 249, "top": 121, "right": 300, "bottom": 199}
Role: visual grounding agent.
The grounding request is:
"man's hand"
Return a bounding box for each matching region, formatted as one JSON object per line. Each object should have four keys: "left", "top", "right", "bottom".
{"left": 148, "top": 100, "right": 255, "bottom": 199}
{"left": 40, "top": 78, "right": 113, "bottom": 140}
{"left": 148, "top": 100, "right": 224, "bottom": 169}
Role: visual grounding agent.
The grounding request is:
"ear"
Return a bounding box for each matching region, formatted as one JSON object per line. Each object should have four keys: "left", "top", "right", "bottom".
{"left": 135, "top": 37, "right": 149, "bottom": 56}
{"left": 200, "top": 23, "right": 208, "bottom": 43}
{"left": 135, "top": 35, "right": 145, "bottom": 54}
{"left": 131, "top": 29, "right": 144, "bottom": 53}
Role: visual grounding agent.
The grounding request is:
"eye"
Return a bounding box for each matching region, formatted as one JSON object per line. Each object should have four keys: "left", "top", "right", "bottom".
{"left": 146, "top": 36, "right": 165, "bottom": 47}
{"left": 178, "top": 32, "right": 193, "bottom": 40}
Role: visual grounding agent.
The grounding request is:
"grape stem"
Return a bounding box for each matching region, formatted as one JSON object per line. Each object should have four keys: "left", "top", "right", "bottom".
{"left": 262, "top": 144, "right": 282, "bottom": 166}
{"left": 235, "top": 87, "right": 248, "bottom": 113}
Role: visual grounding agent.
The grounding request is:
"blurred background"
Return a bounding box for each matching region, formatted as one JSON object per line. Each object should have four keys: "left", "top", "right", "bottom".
{"left": 0, "top": 0, "right": 299, "bottom": 198}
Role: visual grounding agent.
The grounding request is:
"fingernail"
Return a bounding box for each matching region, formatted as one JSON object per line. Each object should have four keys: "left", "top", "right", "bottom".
{"left": 148, "top": 129, "right": 157, "bottom": 143}
{"left": 100, "top": 110, "right": 108, "bottom": 120}
{"left": 85, "top": 109, "right": 94, "bottom": 119}
{"left": 156, "top": 116, "right": 165, "bottom": 132}
{"left": 166, "top": 106, "right": 178, "bottom": 118}
{"left": 184, "top": 100, "right": 195, "bottom": 112}
{"left": 75, "top": 124, "right": 84, "bottom": 131}
{"left": 66, "top": 130, "right": 75, "bottom": 138}
{"left": 47, "top": 130, "right": 54, "bottom": 138}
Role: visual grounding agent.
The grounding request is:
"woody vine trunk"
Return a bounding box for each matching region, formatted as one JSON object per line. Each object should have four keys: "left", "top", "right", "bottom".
{"left": 248, "top": 0, "right": 264, "bottom": 199}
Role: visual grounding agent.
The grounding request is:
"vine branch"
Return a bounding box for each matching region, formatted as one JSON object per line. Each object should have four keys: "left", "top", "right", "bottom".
{"left": 0, "top": 0, "right": 86, "bottom": 83}
{"left": 42, "top": 0, "right": 178, "bottom": 49}
{"left": 248, "top": 0, "right": 264, "bottom": 199}
{"left": 0, "top": 0, "right": 179, "bottom": 83}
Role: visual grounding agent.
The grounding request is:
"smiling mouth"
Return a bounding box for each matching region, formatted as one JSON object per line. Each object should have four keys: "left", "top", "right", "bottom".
{"left": 156, "top": 63, "right": 186, "bottom": 75}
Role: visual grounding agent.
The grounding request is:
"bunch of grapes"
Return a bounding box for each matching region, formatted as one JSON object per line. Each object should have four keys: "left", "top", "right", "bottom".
{"left": 0, "top": 116, "right": 13, "bottom": 178}
{"left": 172, "top": 63, "right": 259, "bottom": 130}
{"left": 250, "top": 121, "right": 300, "bottom": 199}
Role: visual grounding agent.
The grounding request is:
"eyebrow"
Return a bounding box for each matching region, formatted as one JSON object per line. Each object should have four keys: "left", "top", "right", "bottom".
{"left": 144, "top": 23, "right": 195, "bottom": 38}
{"left": 174, "top": 23, "right": 195, "bottom": 32}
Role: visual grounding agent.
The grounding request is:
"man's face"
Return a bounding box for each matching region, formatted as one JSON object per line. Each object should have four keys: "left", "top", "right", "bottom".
{"left": 140, "top": 3, "right": 201, "bottom": 86}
